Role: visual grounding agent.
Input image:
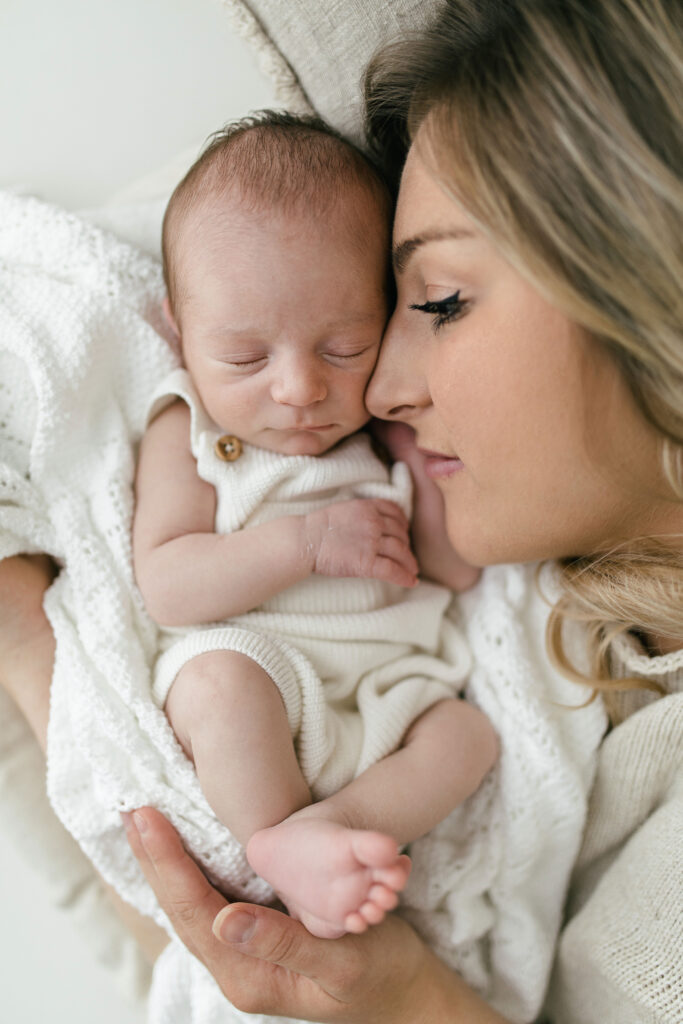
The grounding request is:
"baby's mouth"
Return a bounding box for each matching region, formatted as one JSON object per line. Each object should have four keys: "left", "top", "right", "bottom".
{"left": 286, "top": 424, "right": 335, "bottom": 432}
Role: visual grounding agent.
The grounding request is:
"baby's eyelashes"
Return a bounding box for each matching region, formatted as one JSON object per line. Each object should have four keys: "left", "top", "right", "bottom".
{"left": 213, "top": 354, "right": 268, "bottom": 370}
{"left": 323, "top": 347, "right": 374, "bottom": 362}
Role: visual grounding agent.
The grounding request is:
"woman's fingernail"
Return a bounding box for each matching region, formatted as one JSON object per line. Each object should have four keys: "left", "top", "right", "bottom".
{"left": 214, "top": 908, "right": 256, "bottom": 944}
{"left": 132, "top": 810, "right": 148, "bottom": 834}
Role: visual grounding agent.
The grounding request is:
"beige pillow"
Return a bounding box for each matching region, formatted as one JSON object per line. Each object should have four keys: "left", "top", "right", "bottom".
{"left": 221, "top": 0, "right": 437, "bottom": 145}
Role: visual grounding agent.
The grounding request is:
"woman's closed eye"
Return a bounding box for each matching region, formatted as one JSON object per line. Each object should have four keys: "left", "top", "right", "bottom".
{"left": 409, "top": 290, "right": 469, "bottom": 332}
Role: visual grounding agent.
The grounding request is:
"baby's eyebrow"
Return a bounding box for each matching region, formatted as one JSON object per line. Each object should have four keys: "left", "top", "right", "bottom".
{"left": 201, "top": 311, "right": 380, "bottom": 343}
{"left": 325, "top": 311, "right": 384, "bottom": 327}
{"left": 211, "top": 326, "right": 261, "bottom": 337}
{"left": 196, "top": 323, "right": 268, "bottom": 343}
{"left": 392, "top": 228, "right": 476, "bottom": 275}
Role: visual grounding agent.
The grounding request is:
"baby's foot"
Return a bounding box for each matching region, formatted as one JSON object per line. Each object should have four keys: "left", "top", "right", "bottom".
{"left": 246, "top": 814, "right": 411, "bottom": 938}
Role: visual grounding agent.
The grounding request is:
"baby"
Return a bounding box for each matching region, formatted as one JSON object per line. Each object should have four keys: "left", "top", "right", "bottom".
{"left": 133, "top": 112, "right": 497, "bottom": 939}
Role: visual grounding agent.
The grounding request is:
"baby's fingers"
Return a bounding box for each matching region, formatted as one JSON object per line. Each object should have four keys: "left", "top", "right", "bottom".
{"left": 371, "top": 536, "right": 419, "bottom": 587}
{"left": 369, "top": 499, "right": 410, "bottom": 531}
{"left": 379, "top": 535, "right": 418, "bottom": 576}
{"left": 376, "top": 515, "right": 413, "bottom": 547}
{"left": 371, "top": 556, "right": 418, "bottom": 588}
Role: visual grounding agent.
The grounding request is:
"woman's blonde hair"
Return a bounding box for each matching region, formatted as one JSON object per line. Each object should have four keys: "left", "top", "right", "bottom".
{"left": 366, "top": 0, "right": 683, "bottom": 712}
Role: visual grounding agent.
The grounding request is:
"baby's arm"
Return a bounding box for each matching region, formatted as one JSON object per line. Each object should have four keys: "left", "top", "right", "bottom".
{"left": 372, "top": 422, "right": 481, "bottom": 593}
{"left": 133, "top": 403, "right": 417, "bottom": 627}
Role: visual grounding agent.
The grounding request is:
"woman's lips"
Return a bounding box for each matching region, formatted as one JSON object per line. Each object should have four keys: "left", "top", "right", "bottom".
{"left": 418, "top": 447, "right": 464, "bottom": 479}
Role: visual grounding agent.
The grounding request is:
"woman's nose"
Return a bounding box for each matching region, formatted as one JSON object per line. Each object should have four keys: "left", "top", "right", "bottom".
{"left": 366, "top": 311, "right": 430, "bottom": 420}
{"left": 270, "top": 357, "right": 327, "bottom": 407}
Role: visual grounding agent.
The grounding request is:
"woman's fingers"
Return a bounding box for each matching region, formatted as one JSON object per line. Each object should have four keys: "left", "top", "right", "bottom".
{"left": 123, "top": 808, "right": 339, "bottom": 1018}
{"left": 126, "top": 806, "right": 339, "bottom": 985}
{"left": 124, "top": 808, "right": 441, "bottom": 1023}
{"left": 213, "top": 902, "right": 351, "bottom": 985}
{"left": 211, "top": 902, "right": 413, "bottom": 1019}
{"left": 123, "top": 808, "right": 228, "bottom": 964}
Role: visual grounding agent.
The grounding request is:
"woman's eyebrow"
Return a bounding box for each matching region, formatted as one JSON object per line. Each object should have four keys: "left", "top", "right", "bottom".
{"left": 392, "top": 228, "right": 476, "bottom": 275}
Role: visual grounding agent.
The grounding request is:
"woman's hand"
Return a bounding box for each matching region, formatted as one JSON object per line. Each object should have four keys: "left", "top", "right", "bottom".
{"left": 0, "top": 554, "right": 57, "bottom": 751}
{"left": 123, "top": 807, "right": 502, "bottom": 1023}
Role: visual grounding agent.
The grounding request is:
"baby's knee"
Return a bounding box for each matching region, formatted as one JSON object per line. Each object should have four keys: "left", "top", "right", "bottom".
{"left": 165, "top": 650, "right": 275, "bottom": 747}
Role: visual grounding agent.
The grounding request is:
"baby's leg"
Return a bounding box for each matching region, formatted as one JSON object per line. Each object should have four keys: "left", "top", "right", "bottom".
{"left": 247, "top": 698, "right": 498, "bottom": 936}
{"left": 168, "top": 652, "right": 409, "bottom": 937}
{"left": 318, "top": 698, "right": 499, "bottom": 843}
{"left": 165, "top": 650, "right": 310, "bottom": 845}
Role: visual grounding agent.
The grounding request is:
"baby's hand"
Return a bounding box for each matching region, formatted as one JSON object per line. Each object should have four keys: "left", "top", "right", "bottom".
{"left": 305, "top": 499, "right": 418, "bottom": 587}
{"left": 370, "top": 420, "right": 481, "bottom": 593}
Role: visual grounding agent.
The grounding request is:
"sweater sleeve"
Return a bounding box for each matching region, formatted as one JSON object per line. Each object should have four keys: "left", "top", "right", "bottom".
{"left": 546, "top": 693, "right": 683, "bottom": 1024}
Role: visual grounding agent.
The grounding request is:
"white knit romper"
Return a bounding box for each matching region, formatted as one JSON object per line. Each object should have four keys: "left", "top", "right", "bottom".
{"left": 151, "top": 369, "right": 471, "bottom": 799}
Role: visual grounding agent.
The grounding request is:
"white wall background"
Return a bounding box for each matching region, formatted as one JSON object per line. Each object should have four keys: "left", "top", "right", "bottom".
{"left": 0, "top": 2, "right": 274, "bottom": 1021}
{"left": 0, "top": 0, "right": 273, "bottom": 208}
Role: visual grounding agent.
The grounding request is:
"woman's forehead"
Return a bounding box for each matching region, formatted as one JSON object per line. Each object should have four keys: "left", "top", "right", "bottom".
{"left": 395, "top": 146, "right": 477, "bottom": 238}
{"left": 393, "top": 147, "right": 486, "bottom": 272}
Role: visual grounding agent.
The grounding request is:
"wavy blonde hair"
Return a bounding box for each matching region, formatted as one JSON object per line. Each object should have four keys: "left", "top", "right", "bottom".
{"left": 366, "top": 0, "right": 683, "bottom": 712}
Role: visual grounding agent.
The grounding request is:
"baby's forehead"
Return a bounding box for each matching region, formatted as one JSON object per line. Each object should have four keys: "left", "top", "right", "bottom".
{"left": 175, "top": 184, "right": 390, "bottom": 269}
{"left": 189, "top": 178, "right": 386, "bottom": 230}
{"left": 162, "top": 117, "right": 394, "bottom": 314}
{"left": 173, "top": 187, "right": 390, "bottom": 329}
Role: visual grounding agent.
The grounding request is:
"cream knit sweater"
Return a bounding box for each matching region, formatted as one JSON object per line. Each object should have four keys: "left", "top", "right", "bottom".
{"left": 546, "top": 639, "right": 683, "bottom": 1024}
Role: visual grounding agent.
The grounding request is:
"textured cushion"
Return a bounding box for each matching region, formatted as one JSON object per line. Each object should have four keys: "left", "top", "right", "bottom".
{"left": 221, "top": 0, "right": 437, "bottom": 145}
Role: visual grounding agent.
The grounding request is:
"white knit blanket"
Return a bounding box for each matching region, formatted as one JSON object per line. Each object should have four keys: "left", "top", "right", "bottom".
{"left": 0, "top": 192, "right": 607, "bottom": 1024}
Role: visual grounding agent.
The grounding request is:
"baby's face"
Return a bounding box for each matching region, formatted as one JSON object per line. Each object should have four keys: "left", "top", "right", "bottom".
{"left": 173, "top": 195, "right": 389, "bottom": 456}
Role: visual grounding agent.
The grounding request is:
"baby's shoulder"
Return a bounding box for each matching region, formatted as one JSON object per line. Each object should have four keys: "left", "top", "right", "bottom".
{"left": 142, "top": 397, "right": 192, "bottom": 456}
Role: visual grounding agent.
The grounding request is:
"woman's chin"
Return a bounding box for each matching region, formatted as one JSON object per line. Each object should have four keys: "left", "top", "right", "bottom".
{"left": 444, "top": 518, "right": 518, "bottom": 569}
{"left": 447, "top": 525, "right": 556, "bottom": 569}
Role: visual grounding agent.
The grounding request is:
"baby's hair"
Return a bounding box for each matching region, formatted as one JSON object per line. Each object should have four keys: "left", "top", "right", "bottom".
{"left": 162, "top": 109, "right": 392, "bottom": 313}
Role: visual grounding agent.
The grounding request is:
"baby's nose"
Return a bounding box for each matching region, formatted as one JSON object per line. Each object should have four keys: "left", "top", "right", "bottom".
{"left": 271, "top": 362, "right": 327, "bottom": 406}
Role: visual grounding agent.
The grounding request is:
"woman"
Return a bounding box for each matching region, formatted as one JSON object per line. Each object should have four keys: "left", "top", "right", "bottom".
{"left": 2, "top": 0, "right": 681, "bottom": 1020}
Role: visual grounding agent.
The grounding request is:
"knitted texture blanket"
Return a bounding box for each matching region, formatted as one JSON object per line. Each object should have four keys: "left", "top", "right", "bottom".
{"left": 0, "top": 192, "right": 607, "bottom": 1024}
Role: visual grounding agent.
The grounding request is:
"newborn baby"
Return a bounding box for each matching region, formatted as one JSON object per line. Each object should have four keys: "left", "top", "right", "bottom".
{"left": 133, "top": 111, "right": 497, "bottom": 938}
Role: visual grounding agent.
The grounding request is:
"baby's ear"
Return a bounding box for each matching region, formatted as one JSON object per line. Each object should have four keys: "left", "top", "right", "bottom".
{"left": 162, "top": 296, "right": 181, "bottom": 341}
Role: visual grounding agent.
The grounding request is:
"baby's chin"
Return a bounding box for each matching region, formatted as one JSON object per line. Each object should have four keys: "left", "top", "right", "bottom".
{"left": 232, "top": 422, "right": 364, "bottom": 456}
{"left": 263, "top": 430, "right": 346, "bottom": 457}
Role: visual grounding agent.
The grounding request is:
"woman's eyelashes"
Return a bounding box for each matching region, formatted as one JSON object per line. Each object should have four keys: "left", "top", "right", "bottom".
{"left": 409, "top": 290, "right": 468, "bottom": 332}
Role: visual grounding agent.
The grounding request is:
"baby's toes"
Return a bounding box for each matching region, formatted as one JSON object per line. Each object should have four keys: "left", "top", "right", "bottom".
{"left": 350, "top": 830, "right": 400, "bottom": 868}
{"left": 368, "top": 882, "right": 399, "bottom": 911}
{"left": 344, "top": 910, "right": 370, "bottom": 934}
{"left": 373, "top": 853, "right": 412, "bottom": 892}
{"left": 358, "top": 900, "right": 386, "bottom": 926}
